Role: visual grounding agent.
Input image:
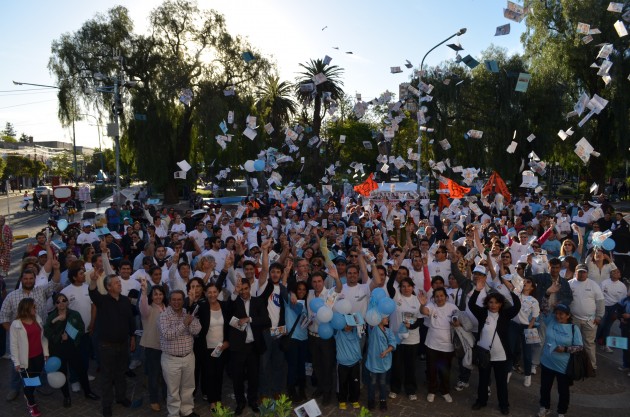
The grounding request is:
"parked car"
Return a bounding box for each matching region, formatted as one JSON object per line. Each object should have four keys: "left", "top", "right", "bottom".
{"left": 34, "top": 186, "right": 53, "bottom": 197}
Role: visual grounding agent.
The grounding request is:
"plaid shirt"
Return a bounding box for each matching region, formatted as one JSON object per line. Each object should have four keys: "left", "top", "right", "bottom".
{"left": 0, "top": 280, "right": 61, "bottom": 324}
{"left": 158, "top": 306, "right": 201, "bottom": 357}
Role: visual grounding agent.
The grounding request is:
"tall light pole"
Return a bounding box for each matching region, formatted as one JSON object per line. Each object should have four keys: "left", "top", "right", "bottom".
{"left": 93, "top": 56, "right": 137, "bottom": 204}
{"left": 12, "top": 80, "right": 80, "bottom": 186}
{"left": 415, "top": 28, "right": 467, "bottom": 194}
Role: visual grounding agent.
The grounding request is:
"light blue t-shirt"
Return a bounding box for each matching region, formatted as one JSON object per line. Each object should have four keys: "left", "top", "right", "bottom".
{"left": 285, "top": 301, "right": 308, "bottom": 341}
{"left": 365, "top": 325, "right": 397, "bottom": 374}
{"left": 540, "top": 316, "right": 583, "bottom": 374}
{"left": 335, "top": 327, "right": 362, "bottom": 366}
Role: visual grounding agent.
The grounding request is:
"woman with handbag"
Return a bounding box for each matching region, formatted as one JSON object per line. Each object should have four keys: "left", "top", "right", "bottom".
{"left": 283, "top": 280, "right": 309, "bottom": 402}
{"left": 468, "top": 278, "right": 521, "bottom": 415}
{"left": 507, "top": 277, "right": 540, "bottom": 387}
{"left": 537, "top": 304, "right": 583, "bottom": 417}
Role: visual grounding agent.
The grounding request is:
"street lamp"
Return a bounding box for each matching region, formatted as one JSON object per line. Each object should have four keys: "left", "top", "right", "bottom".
{"left": 93, "top": 57, "right": 138, "bottom": 204}
{"left": 12, "top": 80, "right": 80, "bottom": 186}
{"left": 415, "top": 28, "right": 467, "bottom": 194}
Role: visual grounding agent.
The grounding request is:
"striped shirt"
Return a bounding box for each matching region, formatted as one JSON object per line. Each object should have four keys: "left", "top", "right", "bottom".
{"left": 158, "top": 306, "right": 201, "bottom": 357}
{"left": 0, "top": 280, "right": 61, "bottom": 324}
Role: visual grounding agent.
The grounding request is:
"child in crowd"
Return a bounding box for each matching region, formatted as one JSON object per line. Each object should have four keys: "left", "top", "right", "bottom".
{"left": 335, "top": 324, "right": 362, "bottom": 410}
{"left": 365, "top": 314, "right": 397, "bottom": 411}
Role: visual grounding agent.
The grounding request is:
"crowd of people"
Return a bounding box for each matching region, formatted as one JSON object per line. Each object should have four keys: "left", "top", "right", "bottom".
{"left": 0, "top": 189, "right": 629, "bottom": 417}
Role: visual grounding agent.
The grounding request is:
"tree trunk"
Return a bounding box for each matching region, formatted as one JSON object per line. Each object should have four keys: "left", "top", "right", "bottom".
{"left": 164, "top": 107, "right": 194, "bottom": 204}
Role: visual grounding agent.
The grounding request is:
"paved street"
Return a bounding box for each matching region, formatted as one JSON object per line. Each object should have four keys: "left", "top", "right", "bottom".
{"left": 1, "top": 346, "right": 629, "bottom": 417}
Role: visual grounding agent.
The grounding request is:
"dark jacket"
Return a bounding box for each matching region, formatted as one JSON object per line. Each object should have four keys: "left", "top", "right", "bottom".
{"left": 227, "top": 295, "right": 270, "bottom": 354}
{"left": 44, "top": 308, "right": 85, "bottom": 348}
{"left": 524, "top": 267, "right": 573, "bottom": 312}
{"left": 259, "top": 278, "right": 289, "bottom": 328}
{"left": 468, "top": 290, "right": 521, "bottom": 361}
{"left": 450, "top": 261, "right": 475, "bottom": 311}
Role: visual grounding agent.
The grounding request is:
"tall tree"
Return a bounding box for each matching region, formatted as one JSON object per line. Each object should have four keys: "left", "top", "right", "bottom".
{"left": 255, "top": 75, "right": 297, "bottom": 148}
{"left": 49, "top": 0, "right": 272, "bottom": 203}
{"left": 2, "top": 122, "right": 17, "bottom": 138}
{"left": 295, "top": 59, "right": 344, "bottom": 183}
{"left": 522, "top": 0, "right": 630, "bottom": 186}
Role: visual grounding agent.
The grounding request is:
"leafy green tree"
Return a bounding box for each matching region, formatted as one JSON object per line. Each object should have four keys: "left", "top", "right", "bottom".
{"left": 255, "top": 75, "right": 297, "bottom": 148}
{"left": 49, "top": 152, "right": 74, "bottom": 179}
{"left": 3, "top": 156, "right": 33, "bottom": 179}
{"left": 50, "top": 0, "right": 272, "bottom": 203}
{"left": 522, "top": 0, "right": 630, "bottom": 186}
{"left": 19, "top": 133, "right": 32, "bottom": 143}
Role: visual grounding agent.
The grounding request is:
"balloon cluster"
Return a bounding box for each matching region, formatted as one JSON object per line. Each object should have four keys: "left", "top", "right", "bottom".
{"left": 592, "top": 231, "right": 615, "bottom": 251}
{"left": 244, "top": 159, "right": 265, "bottom": 173}
{"left": 365, "top": 287, "right": 395, "bottom": 327}
{"left": 44, "top": 356, "right": 66, "bottom": 389}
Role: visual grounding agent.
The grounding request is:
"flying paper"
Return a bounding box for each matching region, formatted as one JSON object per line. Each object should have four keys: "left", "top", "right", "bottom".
{"left": 495, "top": 24, "right": 511, "bottom": 36}
{"left": 174, "top": 171, "right": 186, "bottom": 179}
{"left": 515, "top": 73, "right": 531, "bottom": 92}
{"left": 243, "top": 127, "right": 257, "bottom": 140}
{"left": 391, "top": 66, "right": 403, "bottom": 74}
{"left": 506, "top": 141, "right": 518, "bottom": 153}
{"left": 312, "top": 73, "right": 327, "bottom": 85}
{"left": 614, "top": 20, "right": 628, "bottom": 37}
{"left": 526, "top": 134, "right": 536, "bottom": 142}
{"left": 177, "top": 160, "right": 192, "bottom": 172}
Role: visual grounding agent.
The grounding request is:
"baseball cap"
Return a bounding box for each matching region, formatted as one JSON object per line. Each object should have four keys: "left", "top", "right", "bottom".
{"left": 83, "top": 221, "right": 92, "bottom": 227}
{"left": 472, "top": 265, "right": 487, "bottom": 275}
{"left": 576, "top": 263, "right": 588, "bottom": 273}
{"left": 37, "top": 250, "right": 47, "bottom": 257}
{"left": 554, "top": 304, "right": 571, "bottom": 314}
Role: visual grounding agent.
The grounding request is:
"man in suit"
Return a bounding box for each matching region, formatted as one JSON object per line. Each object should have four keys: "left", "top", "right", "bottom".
{"left": 228, "top": 278, "right": 270, "bottom": 415}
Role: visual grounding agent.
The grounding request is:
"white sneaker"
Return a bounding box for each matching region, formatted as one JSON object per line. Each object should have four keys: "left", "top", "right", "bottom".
{"left": 524, "top": 375, "right": 531, "bottom": 387}
{"left": 388, "top": 392, "right": 397, "bottom": 399}
{"left": 129, "top": 359, "right": 142, "bottom": 370}
{"left": 602, "top": 346, "right": 613, "bottom": 353}
{"left": 408, "top": 394, "right": 417, "bottom": 401}
{"left": 455, "top": 381, "right": 469, "bottom": 391}
{"left": 427, "top": 393, "right": 435, "bottom": 403}
{"left": 537, "top": 408, "right": 550, "bottom": 417}
{"left": 71, "top": 382, "right": 81, "bottom": 393}
{"left": 617, "top": 366, "right": 630, "bottom": 372}
{"left": 442, "top": 394, "right": 453, "bottom": 403}
{"left": 507, "top": 372, "right": 512, "bottom": 383}
{"left": 531, "top": 365, "right": 537, "bottom": 375}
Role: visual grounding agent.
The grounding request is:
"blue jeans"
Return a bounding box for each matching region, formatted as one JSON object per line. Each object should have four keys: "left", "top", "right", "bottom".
{"left": 508, "top": 322, "right": 533, "bottom": 376}
{"left": 367, "top": 371, "right": 388, "bottom": 402}
{"left": 596, "top": 305, "right": 617, "bottom": 342}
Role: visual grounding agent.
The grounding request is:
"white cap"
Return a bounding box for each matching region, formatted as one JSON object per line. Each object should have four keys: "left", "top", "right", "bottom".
{"left": 37, "top": 250, "right": 47, "bottom": 257}
{"left": 83, "top": 221, "right": 92, "bottom": 227}
{"left": 472, "top": 265, "right": 487, "bottom": 275}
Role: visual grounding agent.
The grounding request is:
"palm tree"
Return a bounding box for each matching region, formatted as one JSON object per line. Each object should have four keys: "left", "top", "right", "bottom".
{"left": 255, "top": 75, "right": 297, "bottom": 145}
{"left": 294, "top": 59, "right": 344, "bottom": 183}
{"left": 295, "top": 59, "right": 344, "bottom": 138}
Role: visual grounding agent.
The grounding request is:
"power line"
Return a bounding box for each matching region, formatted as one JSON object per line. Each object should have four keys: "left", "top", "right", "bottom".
{"left": 0, "top": 91, "right": 58, "bottom": 97}
{"left": 0, "top": 88, "right": 56, "bottom": 93}
{"left": 0, "top": 99, "right": 57, "bottom": 109}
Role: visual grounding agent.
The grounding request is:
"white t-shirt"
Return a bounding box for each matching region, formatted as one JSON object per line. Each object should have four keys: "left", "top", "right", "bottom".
{"left": 119, "top": 277, "right": 141, "bottom": 297}
{"left": 170, "top": 222, "right": 186, "bottom": 234}
{"left": 342, "top": 283, "right": 372, "bottom": 318}
{"left": 188, "top": 229, "right": 208, "bottom": 248}
{"left": 428, "top": 260, "right": 451, "bottom": 283}
{"left": 569, "top": 278, "right": 604, "bottom": 321}
{"left": 204, "top": 248, "right": 229, "bottom": 272}
{"left": 600, "top": 279, "right": 627, "bottom": 307}
{"left": 478, "top": 311, "right": 506, "bottom": 361}
{"left": 424, "top": 302, "right": 459, "bottom": 352}
{"left": 391, "top": 289, "right": 421, "bottom": 345}
{"left": 61, "top": 283, "right": 92, "bottom": 329}
{"left": 77, "top": 232, "right": 99, "bottom": 245}
{"left": 257, "top": 280, "right": 282, "bottom": 328}
{"left": 206, "top": 308, "right": 225, "bottom": 348}
{"left": 513, "top": 294, "right": 540, "bottom": 325}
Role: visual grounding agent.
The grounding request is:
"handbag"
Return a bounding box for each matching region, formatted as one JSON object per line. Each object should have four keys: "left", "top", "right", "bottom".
{"left": 278, "top": 312, "right": 302, "bottom": 352}
{"left": 565, "top": 325, "right": 595, "bottom": 382}
{"left": 524, "top": 328, "right": 541, "bottom": 345}
{"left": 473, "top": 325, "right": 497, "bottom": 369}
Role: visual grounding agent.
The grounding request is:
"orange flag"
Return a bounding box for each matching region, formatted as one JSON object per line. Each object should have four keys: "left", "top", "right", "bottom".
{"left": 354, "top": 173, "right": 378, "bottom": 196}
{"left": 482, "top": 171, "right": 511, "bottom": 202}
{"left": 438, "top": 178, "right": 471, "bottom": 209}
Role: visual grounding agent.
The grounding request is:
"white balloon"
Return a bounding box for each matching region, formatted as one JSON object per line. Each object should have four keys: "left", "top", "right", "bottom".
{"left": 244, "top": 160, "right": 255, "bottom": 172}
{"left": 47, "top": 371, "right": 66, "bottom": 389}
{"left": 365, "top": 308, "right": 381, "bottom": 327}
{"left": 333, "top": 299, "right": 352, "bottom": 315}
{"left": 316, "top": 306, "right": 333, "bottom": 323}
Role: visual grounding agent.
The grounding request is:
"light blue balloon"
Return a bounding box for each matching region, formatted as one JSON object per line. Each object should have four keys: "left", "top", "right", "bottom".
{"left": 331, "top": 312, "right": 346, "bottom": 330}
{"left": 57, "top": 219, "right": 68, "bottom": 232}
{"left": 45, "top": 356, "right": 61, "bottom": 373}
{"left": 602, "top": 238, "right": 616, "bottom": 251}
{"left": 254, "top": 159, "right": 265, "bottom": 171}
{"left": 309, "top": 298, "right": 325, "bottom": 313}
{"left": 318, "top": 322, "right": 334, "bottom": 339}
{"left": 371, "top": 287, "right": 387, "bottom": 302}
{"left": 377, "top": 297, "right": 396, "bottom": 316}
